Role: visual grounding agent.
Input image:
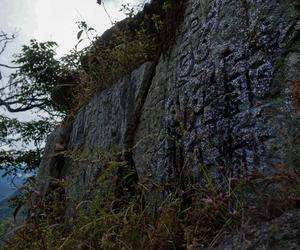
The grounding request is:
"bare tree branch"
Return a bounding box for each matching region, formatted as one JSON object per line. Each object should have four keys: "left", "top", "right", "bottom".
{"left": 0, "top": 31, "right": 15, "bottom": 56}
{"left": 0, "top": 98, "right": 50, "bottom": 112}
{"left": 0, "top": 63, "right": 20, "bottom": 69}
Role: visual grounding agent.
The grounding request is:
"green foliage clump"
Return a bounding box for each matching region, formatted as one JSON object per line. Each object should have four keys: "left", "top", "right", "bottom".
{"left": 1, "top": 180, "right": 66, "bottom": 250}
{"left": 1, "top": 39, "right": 82, "bottom": 115}
{"left": 0, "top": 39, "right": 79, "bottom": 177}
{"left": 5, "top": 40, "right": 60, "bottom": 113}
{"left": 0, "top": 115, "right": 53, "bottom": 176}
{"left": 72, "top": 0, "right": 184, "bottom": 109}
{"left": 0, "top": 115, "right": 52, "bottom": 148}
{"left": 73, "top": 23, "right": 157, "bottom": 109}
{"left": 12, "top": 40, "right": 60, "bottom": 88}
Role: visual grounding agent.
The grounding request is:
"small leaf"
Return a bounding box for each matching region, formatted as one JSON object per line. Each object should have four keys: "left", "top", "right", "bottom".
{"left": 75, "top": 39, "right": 83, "bottom": 50}
{"left": 88, "top": 27, "right": 95, "bottom": 31}
{"left": 77, "top": 30, "right": 84, "bottom": 40}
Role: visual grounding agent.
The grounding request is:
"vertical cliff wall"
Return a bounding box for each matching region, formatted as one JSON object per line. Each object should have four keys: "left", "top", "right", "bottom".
{"left": 56, "top": 0, "right": 300, "bottom": 197}
{"left": 37, "top": 0, "right": 300, "bottom": 248}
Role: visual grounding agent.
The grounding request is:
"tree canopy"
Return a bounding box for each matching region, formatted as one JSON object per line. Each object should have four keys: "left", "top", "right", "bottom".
{"left": 0, "top": 114, "right": 53, "bottom": 176}
{"left": 0, "top": 34, "right": 65, "bottom": 177}
{"left": 0, "top": 39, "right": 81, "bottom": 115}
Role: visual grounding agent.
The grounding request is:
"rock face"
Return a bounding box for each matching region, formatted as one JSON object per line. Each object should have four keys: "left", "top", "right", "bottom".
{"left": 214, "top": 210, "right": 300, "bottom": 250}
{"left": 38, "top": 0, "right": 300, "bottom": 248}
{"left": 35, "top": 125, "right": 69, "bottom": 197}
{"left": 135, "top": 0, "right": 300, "bottom": 195}
{"left": 62, "top": 62, "right": 155, "bottom": 205}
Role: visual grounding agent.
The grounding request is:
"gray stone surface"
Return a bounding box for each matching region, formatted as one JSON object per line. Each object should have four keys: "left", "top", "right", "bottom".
{"left": 134, "top": 0, "right": 300, "bottom": 195}
{"left": 161, "top": 0, "right": 300, "bottom": 183}
{"left": 36, "top": 0, "right": 300, "bottom": 248}
{"left": 214, "top": 210, "right": 300, "bottom": 250}
{"left": 35, "top": 125, "right": 69, "bottom": 197}
{"left": 62, "top": 62, "right": 154, "bottom": 205}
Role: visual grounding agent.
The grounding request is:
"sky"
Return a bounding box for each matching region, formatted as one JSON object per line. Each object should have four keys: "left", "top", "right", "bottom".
{"left": 0, "top": 0, "right": 146, "bottom": 57}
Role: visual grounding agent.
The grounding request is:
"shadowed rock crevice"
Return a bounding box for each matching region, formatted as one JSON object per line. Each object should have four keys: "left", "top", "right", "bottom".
{"left": 117, "top": 60, "right": 159, "bottom": 199}
{"left": 35, "top": 125, "right": 71, "bottom": 198}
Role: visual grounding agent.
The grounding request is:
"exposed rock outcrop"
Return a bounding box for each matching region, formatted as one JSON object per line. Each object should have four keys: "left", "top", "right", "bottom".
{"left": 214, "top": 210, "right": 300, "bottom": 249}
{"left": 37, "top": 0, "right": 300, "bottom": 248}
{"left": 35, "top": 125, "right": 70, "bottom": 197}
{"left": 62, "top": 62, "right": 155, "bottom": 206}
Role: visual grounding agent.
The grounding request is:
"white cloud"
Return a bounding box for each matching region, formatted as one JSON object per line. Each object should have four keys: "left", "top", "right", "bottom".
{"left": 1, "top": 0, "right": 146, "bottom": 56}
{"left": 32, "top": 0, "right": 146, "bottom": 55}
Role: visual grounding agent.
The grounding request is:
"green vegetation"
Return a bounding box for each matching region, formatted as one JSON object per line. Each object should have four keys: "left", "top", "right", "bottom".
{"left": 0, "top": 39, "right": 76, "bottom": 180}
{"left": 74, "top": 21, "right": 157, "bottom": 109}
{"left": 72, "top": 0, "right": 183, "bottom": 110}
{"left": 0, "top": 115, "right": 53, "bottom": 176}
{"left": 2, "top": 162, "right": 300, "bottom": 249}
{"left": 1, "top": 40, "right": 69, "bottom": 114}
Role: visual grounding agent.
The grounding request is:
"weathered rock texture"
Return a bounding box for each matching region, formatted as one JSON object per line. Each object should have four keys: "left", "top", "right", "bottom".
{"left": 62, "top": 62, "right": 155, "bottom": 204}
{"left": 135, "top": 0, "right": 300, "bottom": 198}
{"left": 214, "top": 210, "right": 300, "bottom": 250}
{"left": 37, "top": 0, "right": 300, "bottom": 248}
{"left": 35, "top": 125, "right": 69, "bottom": 197}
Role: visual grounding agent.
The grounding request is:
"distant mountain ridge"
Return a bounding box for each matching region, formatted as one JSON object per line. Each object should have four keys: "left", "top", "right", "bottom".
{"left": 0, "top": 172, "right": 23, "bottom": 200}
{"left": 0, "top": 171, "right": 24, "bottom": 222}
